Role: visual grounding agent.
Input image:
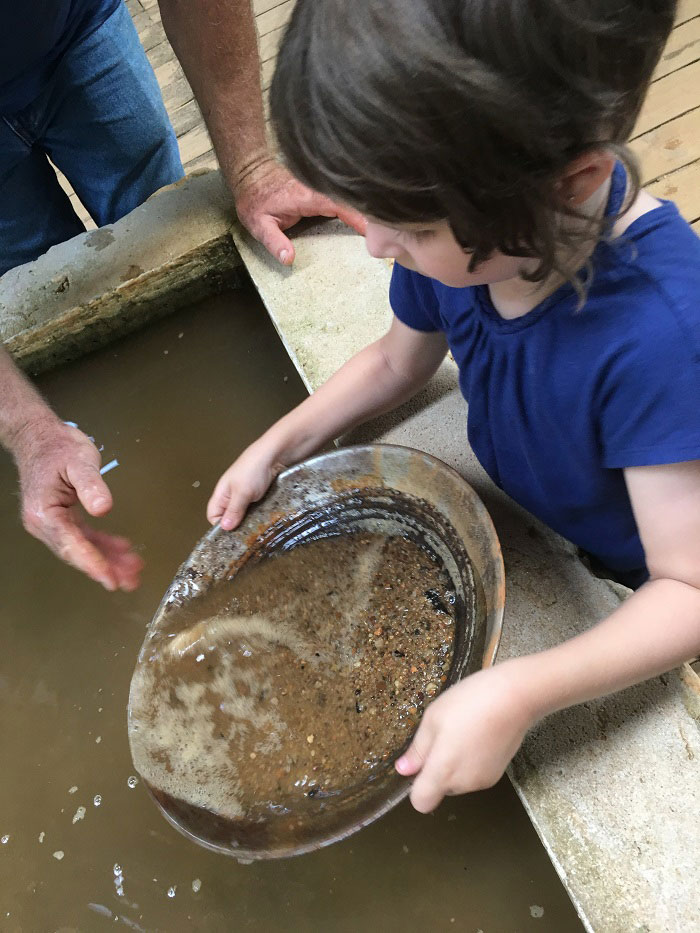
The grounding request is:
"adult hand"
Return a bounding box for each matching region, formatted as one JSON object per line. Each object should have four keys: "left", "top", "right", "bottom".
{"left": 233, "top": 158, "right": 366, "bottom": 265}
{"left": 395, "top": 661, "right": 537, "bottom": 812}
{"left": 13, "top": 419, "right": 143, "bottom": 591}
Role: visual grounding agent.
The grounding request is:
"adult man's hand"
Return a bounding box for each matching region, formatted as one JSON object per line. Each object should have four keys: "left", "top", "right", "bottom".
{"left": 158, "top": 0, "right": 366, "bottom": 266}
{"left": 233, "top": 157, "right": 367, "bottom": 265}
{"left": 12, "top": 419, "right": 143, "bottom": 591}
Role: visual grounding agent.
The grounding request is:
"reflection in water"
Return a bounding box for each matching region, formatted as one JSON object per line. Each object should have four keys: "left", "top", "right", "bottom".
{"left": 0, "top": 287, "right": 582, "bottom": 931}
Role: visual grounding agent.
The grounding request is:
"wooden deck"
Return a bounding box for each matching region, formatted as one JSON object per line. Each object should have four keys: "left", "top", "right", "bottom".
{"left": 62, "top": 0, "right": 700, "bottom": 236}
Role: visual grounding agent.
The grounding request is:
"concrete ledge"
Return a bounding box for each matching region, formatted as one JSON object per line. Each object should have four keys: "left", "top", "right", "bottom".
{"left": 233, "top": 218, "right": 700, "bottom": 933}
{"left": 0, "top": 171, "right": 243, "bottom": 373}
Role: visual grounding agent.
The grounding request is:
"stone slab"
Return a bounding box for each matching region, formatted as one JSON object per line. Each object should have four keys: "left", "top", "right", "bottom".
{"left": 0, "top": 172, "right": 242, "bottom": 373}
{"left": 232, "top": 216, "right": 700, "bottom": 933}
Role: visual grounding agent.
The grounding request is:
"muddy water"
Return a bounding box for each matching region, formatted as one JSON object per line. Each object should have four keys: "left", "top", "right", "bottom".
{"left": 0, "top": 286, "right": 582, "bottom": 931}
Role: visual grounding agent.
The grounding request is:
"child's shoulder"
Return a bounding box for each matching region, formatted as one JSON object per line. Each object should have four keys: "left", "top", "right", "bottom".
{"left": 596, "top": 198, "right": 700, "bottom": 335}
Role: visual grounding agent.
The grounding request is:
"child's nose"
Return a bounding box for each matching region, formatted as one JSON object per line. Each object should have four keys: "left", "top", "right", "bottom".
{"left": 365, "top": 224, "right": 401, "bottom": 259}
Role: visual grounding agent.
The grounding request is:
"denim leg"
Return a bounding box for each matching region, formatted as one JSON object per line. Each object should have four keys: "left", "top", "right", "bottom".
{"left": 0, "top": 118, "right": 84, "bottom": 276}
{"left": 39, "top": 2, "right": 184, "bottom": 226}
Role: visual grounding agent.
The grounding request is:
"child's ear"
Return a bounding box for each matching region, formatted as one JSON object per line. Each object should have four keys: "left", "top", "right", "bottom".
{"left": 557, "top": 150, "right": 616, "bottom": 207}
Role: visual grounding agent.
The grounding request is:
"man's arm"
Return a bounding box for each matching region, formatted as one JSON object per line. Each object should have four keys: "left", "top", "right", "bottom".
{"left": 158, "top": 0, "right": 365, "bottom": 263}
{"left": 0, "top": 347, "right": 143, "bottom": 590}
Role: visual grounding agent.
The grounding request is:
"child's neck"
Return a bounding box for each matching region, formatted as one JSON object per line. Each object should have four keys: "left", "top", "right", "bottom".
{"left": 488, "top": 178, "right": 613, "bottom": 320}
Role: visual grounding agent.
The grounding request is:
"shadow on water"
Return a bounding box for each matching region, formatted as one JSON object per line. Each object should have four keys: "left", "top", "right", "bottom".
{"left": 0, "top": 286, "right": 583, "bottom": 931}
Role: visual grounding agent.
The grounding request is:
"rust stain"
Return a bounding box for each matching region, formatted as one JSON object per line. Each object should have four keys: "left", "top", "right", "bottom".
{"left": 330, "top": 473, "right": 378, "bottom": 493}
{"left": 664, "top": 137, "right": 683, "bottom": 151}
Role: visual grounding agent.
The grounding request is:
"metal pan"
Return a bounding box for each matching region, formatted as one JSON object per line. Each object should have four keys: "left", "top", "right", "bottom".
{"left": 128, "top": 444, "right": 505, "bottom": 859}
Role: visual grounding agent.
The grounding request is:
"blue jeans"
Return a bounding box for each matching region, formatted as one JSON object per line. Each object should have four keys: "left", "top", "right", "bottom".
{"left": 0, "top": 2, "right": 184, "bottom": 276}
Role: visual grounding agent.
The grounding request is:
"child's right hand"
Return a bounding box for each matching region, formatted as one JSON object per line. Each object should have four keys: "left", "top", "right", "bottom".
{"left": 206, "top": 441, "right": 286, "bottom": 531}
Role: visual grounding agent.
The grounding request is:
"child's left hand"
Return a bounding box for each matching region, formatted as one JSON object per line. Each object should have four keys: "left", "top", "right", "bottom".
{"left": 395, "top": 661, "right": 536, "bottom": 812}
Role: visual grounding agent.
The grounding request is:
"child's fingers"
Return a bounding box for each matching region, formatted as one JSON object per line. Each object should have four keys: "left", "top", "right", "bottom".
{"left": 408, "top": 749, "right": 452, "bottom": 814}
{"left": 395, "top": 740, "right": 426, "bottom": 777}
{"left": 206, "top": 473, "right": 233, "bottom": 525}
{"left": 220, "top": 496, "right": 248, "bottom": 531}
{"left": 395, "top": 711, "right": 436, "bottom": 777}
{"left": 206, "top": 476, "right": 252, "bottom": 531}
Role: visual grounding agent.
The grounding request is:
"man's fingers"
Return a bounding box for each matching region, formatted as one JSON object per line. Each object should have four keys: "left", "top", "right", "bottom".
{"left": 82, "top": 527, "right": 145, "bottom": 591}
{"left": 253, "top": 216, "right": 296, "bottom": 266}
{"left": 66, "top": 460, "right": 113, "bottom": 517}
{"left": 83, "top": 527, "right": 134, "bottom": 554}
{"left": 331, "top": 204, "right": 367, "bottom": 236}
{"left": 45, "top": 515, "right": 119, "bottom": 591}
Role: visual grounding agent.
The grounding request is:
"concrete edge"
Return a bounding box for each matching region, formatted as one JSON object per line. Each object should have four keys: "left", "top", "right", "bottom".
{"left": 0, "top": 170, "right": 244, "bottom": 373}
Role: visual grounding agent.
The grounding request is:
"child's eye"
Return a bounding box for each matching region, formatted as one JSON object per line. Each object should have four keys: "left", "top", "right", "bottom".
{"left": 403, "top": 229, "right": 434, "bottom": 242}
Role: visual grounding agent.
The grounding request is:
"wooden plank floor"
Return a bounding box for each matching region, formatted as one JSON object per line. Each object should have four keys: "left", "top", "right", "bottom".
{"left": 61, "top": 0, "right": 700, "bottom": 238}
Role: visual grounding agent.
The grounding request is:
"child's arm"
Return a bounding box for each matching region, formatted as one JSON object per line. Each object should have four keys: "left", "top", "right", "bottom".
{"left": 207, "top": 318, "right": 448, "bottom": 529}
{"left": 397, "top": 459, "right": 700, "bottom": 813}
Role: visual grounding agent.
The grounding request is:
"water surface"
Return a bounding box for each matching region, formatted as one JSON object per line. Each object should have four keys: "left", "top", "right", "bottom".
{"left": 0, "top": 287, "right": 582, "bottom": 931}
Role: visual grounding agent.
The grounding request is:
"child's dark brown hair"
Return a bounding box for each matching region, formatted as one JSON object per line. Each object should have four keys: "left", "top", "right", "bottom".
{"left": 271, "top": 0, "right": 676, "bottom": 283}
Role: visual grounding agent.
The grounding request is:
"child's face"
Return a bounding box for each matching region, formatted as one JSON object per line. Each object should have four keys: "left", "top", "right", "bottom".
{"left": 364, "top": 218, "right": 525, "bottom": 287}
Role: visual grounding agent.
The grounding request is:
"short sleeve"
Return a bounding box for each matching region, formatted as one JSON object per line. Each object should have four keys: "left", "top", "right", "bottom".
{"left": 599, "top": 302, "right": 700, "bottom": 469}
{"left": 389, "top": 263, "right": 443, "bottom": 332}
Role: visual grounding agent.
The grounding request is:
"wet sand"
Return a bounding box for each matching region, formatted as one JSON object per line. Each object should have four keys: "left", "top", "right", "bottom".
{"left": 0, "top": 286, "right": 582, "bottom": 931}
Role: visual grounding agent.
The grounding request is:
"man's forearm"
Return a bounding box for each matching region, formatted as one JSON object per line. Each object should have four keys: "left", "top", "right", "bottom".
{"left": 0, "top": 347, "right": 59, "bottom": 454}
{"left": 159, "top": 0, "right": 269, "bottom": 186}
{"left": 517, "top": 578, "right": 700, "bottom": 721}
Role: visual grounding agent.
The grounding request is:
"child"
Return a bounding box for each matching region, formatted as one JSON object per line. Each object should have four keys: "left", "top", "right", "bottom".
{"left": 208, "top": 0, "right": 700, "bottom": 814}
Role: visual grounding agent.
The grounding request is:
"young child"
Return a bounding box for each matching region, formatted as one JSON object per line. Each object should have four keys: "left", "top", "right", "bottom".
{"left": 207, "top": 0, "right": 700, "bottom": 814}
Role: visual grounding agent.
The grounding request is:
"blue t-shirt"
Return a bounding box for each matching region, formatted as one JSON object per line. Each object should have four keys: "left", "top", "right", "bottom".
{"left": 0, "top": 0, "right": 119, "bottom": 113}
{"left": 390, "top": 164, "right": 700, "bottom": 588}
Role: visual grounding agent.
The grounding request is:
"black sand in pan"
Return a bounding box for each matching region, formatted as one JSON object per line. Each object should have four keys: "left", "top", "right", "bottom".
{"left": 128, "top": 444, "right": 504, "bottom": 860}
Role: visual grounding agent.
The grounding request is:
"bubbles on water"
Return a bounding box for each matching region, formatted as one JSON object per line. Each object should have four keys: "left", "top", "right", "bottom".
{"left": 38, "top": 832, "right": 45, "bottom": 843}
{"left": 530, "top": 905, "right": 545, "bottom": 919}
{"left": 113, "top": 863, "right": 125, "bottom": 898}
{"left": 68, "top": 786, "right": 78, "bottom": 794}
{"left": 93, "top": 795, "right": 102, "bottom": 807}
{"left": 53, "top": 850, "right": 65, "bottom": 860}
{"left": 127, "top": 776, "right": 139, "bottom": 789}
{"left": 236, "top": 858, "right": 253, "bottom": 866}
{"left": 72, "top": 807, "right": 86, "bottom": 824}
{"left": 167, "top": 885, "right": 177, "bottom": 898}
{"left": 1, "top": 834, "right": 9, "bottom": 844}
{"left": 191, "top": 878, "right": 202, "bottom": 893}
{"left": 95, "top": 736, "right": 102, "bottom": 744}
